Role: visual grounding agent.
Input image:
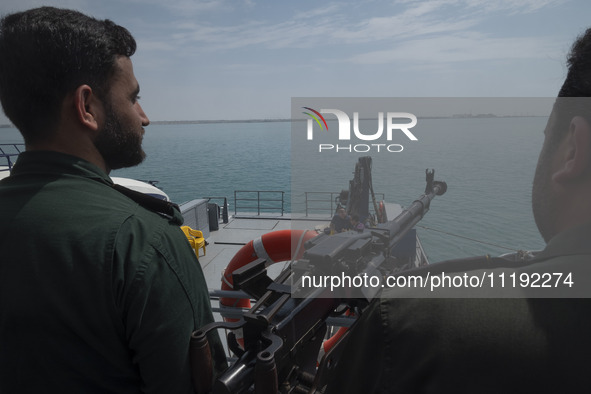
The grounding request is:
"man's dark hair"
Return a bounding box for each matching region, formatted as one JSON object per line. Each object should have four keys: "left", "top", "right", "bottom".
{"left": 540, "top": 28, "right": 591, "bottom": 157}
{"left": 0, "top": 7, "right": 136, "bottom": 144}
{"left": 559, "top": 28, "right": 591, "bottom": 99}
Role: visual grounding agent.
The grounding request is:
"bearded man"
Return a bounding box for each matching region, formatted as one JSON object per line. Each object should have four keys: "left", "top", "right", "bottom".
{"left": 0, "top": 7, "right": 225, "bottom": 393}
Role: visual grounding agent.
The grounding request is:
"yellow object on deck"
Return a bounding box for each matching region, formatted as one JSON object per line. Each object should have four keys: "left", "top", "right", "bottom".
{"left": 181, "top": 225, "right": 206, "bottom": 257}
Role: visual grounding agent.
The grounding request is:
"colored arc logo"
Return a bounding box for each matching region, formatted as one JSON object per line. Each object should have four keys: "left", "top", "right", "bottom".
{"left": 302, "top": 107, "right": 328, "bottom": 131}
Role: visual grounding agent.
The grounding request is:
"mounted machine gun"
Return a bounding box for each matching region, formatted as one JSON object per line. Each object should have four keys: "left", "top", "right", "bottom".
{"left": 191, "top": 160, "right": 447, "bottom": 393}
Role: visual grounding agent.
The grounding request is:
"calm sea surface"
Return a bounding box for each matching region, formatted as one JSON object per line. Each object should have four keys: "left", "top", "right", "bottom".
{"left": 0, "top": 117, "right": 547, "bottom": 263}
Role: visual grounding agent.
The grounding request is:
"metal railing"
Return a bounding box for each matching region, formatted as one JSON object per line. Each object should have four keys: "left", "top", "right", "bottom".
{"left": 304, "top": 192, "right": 341, "bottom": 218}
{"left": 303, "top": 191, "right": 385, "bottom": 217}
{"left": 234, "top": 190, "right": 285, "bottom": 216}
{"left": 232, "top": 191, "right": 386, "bottom": 218}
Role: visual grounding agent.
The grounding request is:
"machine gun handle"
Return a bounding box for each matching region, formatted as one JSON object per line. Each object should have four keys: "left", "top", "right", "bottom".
{"left": 255, "top": 351, "right": 278, "bottom": 394}
{"left": 425, "top": 169, "right": 447, "bottom": 196}
{"left": 190, "top": 330, "right": 214, "bottom": 394}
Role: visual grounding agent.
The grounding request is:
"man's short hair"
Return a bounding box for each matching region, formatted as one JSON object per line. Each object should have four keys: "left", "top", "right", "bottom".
{"left": 0, "top": 7, "right": 136, "bottom": 143}
{"left": 548, "top": 28, "right": 591, "bottom": 153}
{"left": 559, "top": 28, "right": 591, "bottom": 99}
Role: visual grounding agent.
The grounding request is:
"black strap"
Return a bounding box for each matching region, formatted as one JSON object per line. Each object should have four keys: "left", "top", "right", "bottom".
{"left": 112, "top": 184, "right": 182, "bottom": 224}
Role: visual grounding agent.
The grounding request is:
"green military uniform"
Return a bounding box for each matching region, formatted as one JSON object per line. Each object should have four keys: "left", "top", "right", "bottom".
{"left": 325, "top": 222, "right": 591, "bottom": 393}
{"left": 0, "top": 151, "right": 225, "bottom": 393}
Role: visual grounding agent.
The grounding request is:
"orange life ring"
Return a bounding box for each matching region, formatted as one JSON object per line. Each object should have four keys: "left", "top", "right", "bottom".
{"left": 220, "top": 229, "right": 318, "bottom": 346}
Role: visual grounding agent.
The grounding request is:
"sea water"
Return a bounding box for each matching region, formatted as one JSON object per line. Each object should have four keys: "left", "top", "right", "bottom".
{"left": 0, "top": 117, "right": 547, "bottom": 262}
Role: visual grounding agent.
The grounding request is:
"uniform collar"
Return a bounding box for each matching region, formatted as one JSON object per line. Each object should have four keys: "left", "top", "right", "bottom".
{"left": 10, "top": 151, "right": 183, "bottom": 225}
{"left": 10, "top": 150, "right": 113, "bottom": 186}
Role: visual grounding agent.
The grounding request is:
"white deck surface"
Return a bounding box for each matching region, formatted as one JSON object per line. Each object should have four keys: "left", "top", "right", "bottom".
{"left": 197, "top": 215, "right": 330, "bottom": 291}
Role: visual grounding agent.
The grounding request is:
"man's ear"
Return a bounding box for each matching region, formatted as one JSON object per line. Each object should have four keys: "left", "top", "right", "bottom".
{"left": 553, "top": 116, "right": 591, "bottom": 183}
{"left": 73, "top": 85, "right": 101, "bottom": 132}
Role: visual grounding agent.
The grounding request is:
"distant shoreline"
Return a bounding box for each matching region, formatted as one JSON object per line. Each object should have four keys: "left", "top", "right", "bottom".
{"left": 128, "top": 114, "right": 550, "bottom": 126}
{"left": 0, "top": 119, "right": 292, "bottom": 128}
{"left": 0, "top": 114, "right": 547, "bottom": 129}
{"left": 152, "top": 114, "right": 546, "bottom": 125}
{"left": 151, "top": 119, "right": 291, "bottom": 125}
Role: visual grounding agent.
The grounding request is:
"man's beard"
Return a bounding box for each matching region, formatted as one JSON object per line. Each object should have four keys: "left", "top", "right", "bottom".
{"left": 94, "top": 104, "right": 146, "bottom": 171}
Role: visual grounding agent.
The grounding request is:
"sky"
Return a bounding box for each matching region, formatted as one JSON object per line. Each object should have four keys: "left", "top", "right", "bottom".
{"left": 1, "top": 0, "right": 590, "bottom": 123}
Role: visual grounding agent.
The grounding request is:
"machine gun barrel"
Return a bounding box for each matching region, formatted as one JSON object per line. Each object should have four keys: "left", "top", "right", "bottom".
{"left": 383, "top": 169, "right": 447, "bottom": 248}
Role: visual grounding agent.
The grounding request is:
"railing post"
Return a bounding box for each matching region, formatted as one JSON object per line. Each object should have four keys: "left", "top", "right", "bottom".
{"left": 222, "top": 198, "right": 229, "bottom": 223}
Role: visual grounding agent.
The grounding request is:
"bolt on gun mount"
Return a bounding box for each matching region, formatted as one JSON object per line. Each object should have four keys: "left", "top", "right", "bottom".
{"left": 190, "top": 169, "right": 447, "bottom": 394}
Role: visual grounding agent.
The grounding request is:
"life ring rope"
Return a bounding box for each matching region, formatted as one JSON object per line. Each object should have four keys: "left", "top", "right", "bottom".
{"left": 292, "top": 230, "right": 310, "bottom": 265}
{"left": 252, "top": 236, "right": 273, "bottom": 265}
{"left": 221, "top": 271, "right": 234, "bottom": 289}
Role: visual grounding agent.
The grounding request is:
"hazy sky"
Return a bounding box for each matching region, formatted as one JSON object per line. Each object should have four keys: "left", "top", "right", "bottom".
{"left": 1, "top": 0, "right": 590, "bottom": 123}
